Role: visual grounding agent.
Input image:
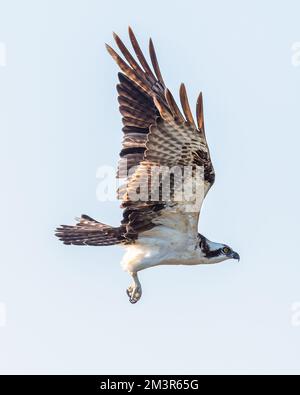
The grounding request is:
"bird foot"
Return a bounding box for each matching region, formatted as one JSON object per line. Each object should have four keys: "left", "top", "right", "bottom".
{"left": 126, "top": 285, "right": 142, "bottom": 304}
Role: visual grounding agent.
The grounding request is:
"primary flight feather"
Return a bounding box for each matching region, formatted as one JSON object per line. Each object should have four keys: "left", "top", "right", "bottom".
{"left": 55, "top": 28, "right": 240, "bottom": 304}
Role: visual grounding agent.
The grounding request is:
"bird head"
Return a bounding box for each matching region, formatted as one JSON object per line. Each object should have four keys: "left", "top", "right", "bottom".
{"left": 198, "top": 234, "right": 240, "bottom": 264}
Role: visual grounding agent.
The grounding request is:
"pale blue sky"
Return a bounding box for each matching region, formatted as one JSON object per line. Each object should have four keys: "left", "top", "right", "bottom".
{"left": 0, "top": 0, "right": 300, "bottom": 374}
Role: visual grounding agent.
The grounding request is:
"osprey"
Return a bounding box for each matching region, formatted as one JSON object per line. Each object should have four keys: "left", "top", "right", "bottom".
{"left": 55, "top": 28, "right": 240, "bottom": 304}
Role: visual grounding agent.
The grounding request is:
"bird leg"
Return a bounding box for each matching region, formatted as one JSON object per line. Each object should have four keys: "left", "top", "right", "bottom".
{"left": 126, "top": 272, "right": 142, "bottom": 304}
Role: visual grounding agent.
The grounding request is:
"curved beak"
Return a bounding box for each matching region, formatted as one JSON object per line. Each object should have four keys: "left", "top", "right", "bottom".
{"left": 231, "top": 251, "right": 240, "bottom": 261}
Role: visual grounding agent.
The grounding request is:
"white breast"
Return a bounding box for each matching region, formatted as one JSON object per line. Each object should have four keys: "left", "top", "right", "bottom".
{"left": 121, "top": 207, "right": 204, "bottom": 273}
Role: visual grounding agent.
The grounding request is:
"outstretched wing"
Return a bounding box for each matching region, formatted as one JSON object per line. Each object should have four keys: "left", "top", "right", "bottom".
{"left": 107, "top": 28, "right": 215, "bottom": 242}
{"left": 106, "top": 29, "right": 165, "bottom": 178}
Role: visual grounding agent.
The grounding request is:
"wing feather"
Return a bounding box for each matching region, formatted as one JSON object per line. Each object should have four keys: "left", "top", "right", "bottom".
{"left": 128, "top": 27, "right": 157, "bottom": 83}
{"left": 149, "top": 38, "right": 166, "bottom": 86}
{"left": 165, "top": 88, "right": 185, "bottom": 121}
{"left": 106, "top": 28, "right": 215, "bottom": 242}
{"left": 196, "top": 92, "right": 205, "bottom": 131}
{"left": 179, "top": 83, "right": 196, "bottom": 127}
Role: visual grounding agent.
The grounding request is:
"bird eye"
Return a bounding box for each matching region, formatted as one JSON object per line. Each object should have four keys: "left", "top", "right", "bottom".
{"left": 222, "top": 247, "right": 230, "bottom": 254}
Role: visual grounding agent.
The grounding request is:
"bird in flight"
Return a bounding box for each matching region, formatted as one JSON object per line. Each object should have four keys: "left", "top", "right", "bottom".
{"left": 55, "top": 28, "right": 240, "bottom": 304}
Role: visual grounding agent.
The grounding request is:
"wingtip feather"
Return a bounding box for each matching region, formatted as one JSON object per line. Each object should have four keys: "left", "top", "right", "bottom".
{"left": 196, "top": 91, "right": 205, "bottom": 131}
{"left": 179, "top": 83, "right": 196, "bottom": 126}
{"left": 149, "top": 38, "right": 165, "bottom": 86}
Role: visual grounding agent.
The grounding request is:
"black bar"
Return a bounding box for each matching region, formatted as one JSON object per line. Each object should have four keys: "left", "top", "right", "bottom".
{"left": 0, "top": 375, "right": 204, "bottom": 392}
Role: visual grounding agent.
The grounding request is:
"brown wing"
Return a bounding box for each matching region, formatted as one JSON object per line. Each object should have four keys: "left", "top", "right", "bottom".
{"left": 106, "top": 28, "right": 215, "bottom": 242}
{"left": 106, "top": 28, "right": 167, "bottom": 178}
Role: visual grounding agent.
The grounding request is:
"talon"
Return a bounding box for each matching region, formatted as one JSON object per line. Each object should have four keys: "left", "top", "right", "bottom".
{"left": 127, "top": 273, "right": 142, "bottom": 304}
{"left": 127, "top": 286, "right": 142, "bottom": 304}
{"left": 126, "top": 287, "right": 133, "bottom": 298}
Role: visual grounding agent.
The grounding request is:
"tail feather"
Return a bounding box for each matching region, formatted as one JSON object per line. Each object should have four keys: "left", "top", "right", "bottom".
{"left": 55, "top": 215, "right": 125, "bottom": 246}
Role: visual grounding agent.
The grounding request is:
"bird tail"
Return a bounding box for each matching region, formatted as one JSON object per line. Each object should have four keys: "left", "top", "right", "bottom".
{"left": 55, "top": 215, "right": 125, "bottom": 246}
